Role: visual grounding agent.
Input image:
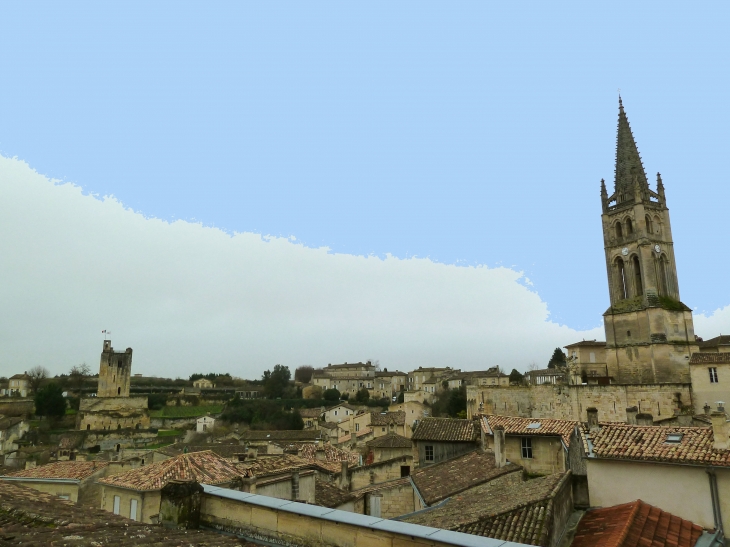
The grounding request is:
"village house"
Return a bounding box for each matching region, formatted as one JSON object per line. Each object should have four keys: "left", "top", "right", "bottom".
{"left": 407, "top": 367, "right": 456, "bottom": 392}
{"left": 573, "top": 405, "right": 730, "bottom": 532}
{"left": 366, "top": 433, "right": 412, "bottom": 463}
{"left": 236, "top": 453, "right": 316, "bottom": 503}
{"left": 0, "top": 417, "right": 29, "bottom": 461}
{"left": 446, "top": 368, "right": 509, "bottom": 389}
{"left": 564, "top": 340, "right": 610, "bottom": 384}
{"left": 298, "top": 406, "right": 324, "bottom": 429}
{"left": 374, "top": 370, "right": 407, "bottom": 399}
{"left": 6, "top": 373, "right": 30, "bottom": 397}
{"left": 388, "top": 399, "right": 429, "bottom": 432}
{"left": 322, "top": 402, "right": 358, "bottom": 423}
{"left": 97, "top": 450, "right": 243, "bottom": 522}
{"left": 411, "top": 417, "right": 479, "bottom": 466}
{"left": 698, "top": 335, "right": 730, "bottom": 353}
{"left": 479, "top": 414, "right": 578, "bottom": 476}
{"left": 1, "top": 460, "right": 110, "bottom": 504}
{"left": 192, "top": 378, "right": 214, "bottom": 389}
{"left": 525, "top": 368, "right": 566, "bottom": 386}
{"left": 196, "top": 415, "right": 215, "bottom": 433}
{"left": 689, "top": 352, "right": 730, "bottom": 415}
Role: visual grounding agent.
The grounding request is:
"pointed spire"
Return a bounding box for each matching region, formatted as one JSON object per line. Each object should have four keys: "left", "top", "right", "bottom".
{"left": 600, "top": 179, "right": 608, "bottom": 212}
{"left": 656, "top": 172, "right": 666, "bottom": 204}
{"left": 614, "top": 97, "right": 649, "bottom": 199}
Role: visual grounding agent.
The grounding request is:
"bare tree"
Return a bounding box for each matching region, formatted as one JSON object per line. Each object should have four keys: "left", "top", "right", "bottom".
{"left": 68, "top": 363, "right": 91, "bottom": 392}
{"left": 27, "top": 366, "right": 49, "bottom": 394}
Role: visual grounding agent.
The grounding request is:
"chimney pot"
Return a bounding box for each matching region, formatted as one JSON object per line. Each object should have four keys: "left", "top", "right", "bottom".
{"left": 587, "top": 408, "right": 599, "bottom": 431}
{"left": 493, "top": 425, "right": 506, "bottom": 468}
{"left": 711, "top": 410, "right": 730, "bottom": 450}
{"left": 625, "top": 406, "right": 638, "bottom": 425}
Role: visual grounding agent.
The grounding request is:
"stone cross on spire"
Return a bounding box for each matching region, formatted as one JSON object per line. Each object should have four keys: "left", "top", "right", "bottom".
{"left": 614, "top": 96, "right": 649, "bottom": 197}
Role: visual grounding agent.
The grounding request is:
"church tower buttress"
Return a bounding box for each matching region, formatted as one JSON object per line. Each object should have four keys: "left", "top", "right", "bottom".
{"left": 601, "top": 98, "right": 696, "bottom": 384}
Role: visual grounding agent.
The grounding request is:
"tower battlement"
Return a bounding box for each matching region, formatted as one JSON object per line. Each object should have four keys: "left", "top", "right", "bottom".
{"left": 97, "top": 340, "right": 133, "bottom": 397}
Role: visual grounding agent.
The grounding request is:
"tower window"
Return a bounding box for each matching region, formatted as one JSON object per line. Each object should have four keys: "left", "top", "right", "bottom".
{"left": 710, "top": 368, "right": 719, "bottom": 384}
{"left": 632, "top": 256, "right": 643, "bottom": 296}
{"left": 626, "top": 219, "right": 633, "bottom": 234}
{"left": 658, "top": 256, "right": 669, "bottom": 296}
{"left": 615, "top": 222, "right": 623, "bottom": 239}
{"left": 616, "top": 258, "right": 628, "bottom": 300}
{"left": 646, "top": 215, "right": 653, "bottom": 234}
{"left": 117, "top": 387, "right": 121, "bottom": 395}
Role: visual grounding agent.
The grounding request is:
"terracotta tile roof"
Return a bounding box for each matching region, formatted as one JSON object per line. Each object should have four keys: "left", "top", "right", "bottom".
{"left": 320, "top": 421, "right": 338, "bottom": 430}
{"left": 697, "top": 335, "right": 730, "bottom": 348}
{"left": 298, "top": 407, "right": 323, "bottom": 418}
{"left": 410, "top": 450, "right": 521, "bottom": 506}
{"left": 58, "top": 433, "right": 85, "bottom": 450}
{"left": 405, "top": 472, "right": 570, "bottom": 546}
{"left": 350, "top": 477, "right": 412, "bottom": 498}
{"left": 572, "top": 500, "right": 704, "bottom": 547}
{"left": 411, "top": 418, "right": 477, "bottom": 442}
{"left": 3, "top": 461, "right": 108, "bottom": 481}
{"left": 366, "top": 433, "right": 412, "bottom": 448}
{"left": 97, "top": 451, "right": 242, "bottom": 491}
{"left": 315, "top": 479, "right": 356, "bottom": 508}
{"left": 156, "top": 443, "right": 246, "bottom": 459}
{"left": 564, "top": 340, "right": 606, "bottom": 348}
{"left": 236, "top": 454, "right": 314, "bottom": 478}
{"left": 481, "top": 415, "right": 578, "bottom": 447}
{"left": 295, "top": 443, "right": 360, "bottom": 466}
{"left": 370, "top": 411, "right": 405, "bottom": 426}
{"left": 8, "top": 374, "right": 29, "bottom": 380}
{"left": 325, "top": 403, "right": 358, "bottom": 412}
{"left": 581, "top": 423, "right": 730, "bottom": 467}
{"left": 337, "top": 433, "right": 352, "bottom": 443}
{"left": 355, "top": 426, "right": 372, "bottom": 438}
{"left": 238, "top": 430, "right": 323, "bottom": 442}
{"left": 0, "top": 481, "right": 248, "bottom": 546}
{"left": 690, "top": 352, "right": 730, "bottom": 364}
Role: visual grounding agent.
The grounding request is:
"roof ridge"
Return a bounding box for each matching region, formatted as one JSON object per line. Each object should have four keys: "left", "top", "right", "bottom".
{"left": 615, "top": 500, "right": 642, "bottom": 546}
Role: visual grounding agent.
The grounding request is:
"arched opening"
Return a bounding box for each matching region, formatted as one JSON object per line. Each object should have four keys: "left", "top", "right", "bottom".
{"left": 626, "top": 218, "right": 633, "bottom": 235}
{"left": 658, "top": 255, "right": 669, "bottom": 295}
{"left": 86, "top": 424, "right": 90, "bottom": 431}
{"left": 135, "top": 423, "right": 141, "bottom": 430}
{"left": 615, "top": 222, "right": 623, "bottom": 239}
{"left": 645, "top": 215, "right": 653, "bottom": 235}
{"left": 615, "top": 258, "right": 628, "bottom": 300}
{"left": 117, "top": 424, "right": 122, "bottom": 430}
{"left": 117, "top": 387, "right": 121, "bottom": 395}
{"left": 632, "top": 256, "right": 643, "bottom": 296}
{"left": 116, "top": 444, "right": 121, "bottom": 452}
{"left": 654, "top": 215, "right": 661, "bottom": 236}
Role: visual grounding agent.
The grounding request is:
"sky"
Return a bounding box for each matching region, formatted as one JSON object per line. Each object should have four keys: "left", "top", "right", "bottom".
{"left": 1, "top": 2, "right": 729, "bottom": 378}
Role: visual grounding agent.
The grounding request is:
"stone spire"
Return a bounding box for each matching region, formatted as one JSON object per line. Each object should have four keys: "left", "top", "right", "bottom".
{"left": 614, "top": 96, "right": 649, "bottom": 198}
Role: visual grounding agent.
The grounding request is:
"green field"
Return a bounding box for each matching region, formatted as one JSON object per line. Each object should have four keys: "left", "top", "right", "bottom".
{"left": 149, "top": 404, "right": 223, "bottom": 419}
{"left": 157, "top": 429, "right": 182, "bottom": 437}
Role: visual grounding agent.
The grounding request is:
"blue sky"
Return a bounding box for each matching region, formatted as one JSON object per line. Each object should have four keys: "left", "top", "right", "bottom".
{"left": 1, "top": 2, "right": 729, "bottom": 376}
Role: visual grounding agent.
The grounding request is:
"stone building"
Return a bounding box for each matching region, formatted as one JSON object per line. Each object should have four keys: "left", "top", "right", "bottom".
{"left": 78, "top": 341, "right": 150, "bottom": 431}
{"left": 411, "top": 418, "right": 479, "bottom": 466}
{"left": 600, "top": 98, "right": 697, "bottom": 384}
{"left": 564, "top": 340, "right": 609, "bottom": 383}
{"left": 689, "top": 353, "right": 730, "bottom": 415}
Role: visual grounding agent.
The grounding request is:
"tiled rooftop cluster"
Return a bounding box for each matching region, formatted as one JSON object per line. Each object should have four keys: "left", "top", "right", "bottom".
{"left": 689, "top": 352, "right": 730, "bottom": 364}
{"left": 411, "top": 417, "right": 477, "bottom": 442}
{"left": 410, "top": 450, "right": 521, "bottom": 505}
{"left": 481, "top": 415, "right": 578, "bottom": 446}
{"left": 296, "top": 443, "right": 360, "bottom": 465}
{"left": 405, "top": 472, "right": 570, "bottom": 546}
{"left": 366, "top": 433, "right": 411, "bottom": 448}
{"left": 238, "top": 430, "right": 322, "bottom": 442}
{"left": 370, "top": 411, "right": 405, "bottom": 426}
{"left": 98, "top": 451, "right": 242, "bottom": 491}
{"left": 0, "top": 481, "right": 248, "bottom": 546}
{"left": 237, "top": 454, "right": 314, "bottom": 478}
{"left": 572, "top": 500, "right": 704, "bottom": 547}
{"left": 157, "top": 443, "right": 246, "bottom": 459}
{"left": 315, "top": 480, "right": 356, "bottom": 508}
{"left": 3, "top": 461, "right": 108, "bottom": 481}
{"left": 581, "top": 423, "right": 730, "bottom": 466}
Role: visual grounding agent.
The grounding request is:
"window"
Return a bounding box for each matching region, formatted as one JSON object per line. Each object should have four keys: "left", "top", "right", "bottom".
{"left": 425, "top": 445, "right": 434, "bottom": 462}
{"left": 334, "top": 410, "right": 338, "bottom": 416}
{"left": 113, "top": 496, "right": 121, "bottom": 515}
{"left": 589, "top": 352, "right": 596, "bottom": 363}
{"left": 400, "top": 465, "right": 410, "bottom": 477}
{"left": 521, "top": 437, "right": 533, "bottom": 459}
{"left": 130, "top": 499, "right": 138, "bottom": 521}
{"left": 710, "top": 367, "right": 719, "bottom": 384}
{"left": 355, "top": 423, "right": 360, "bottom": 432}
{"left": 381, "top": 427, "right": 385, "bottom": 432}
{"left": 58, "top": 494, "right": 70, "bottom": 500}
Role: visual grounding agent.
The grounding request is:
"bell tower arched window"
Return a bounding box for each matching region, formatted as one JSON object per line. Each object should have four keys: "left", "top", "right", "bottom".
{"left": 658, "top": 255, "right": 669, "bottom": 295}
{"left": 626, "top": 218, "right": 633, "bottom": 235}
{"left": 615, "top": 258, "right": 628, "bottom": 300}
{"left": 632, "top": 255, "right": 643, "bottom": 296}
{"left": 615, "top": 222, "right": 623, "bottom": 239}
{"left": 645, "top": 215, "right": 653, "bottom": 235}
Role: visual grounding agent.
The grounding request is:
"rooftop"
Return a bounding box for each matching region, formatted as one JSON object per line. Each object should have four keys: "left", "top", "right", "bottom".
{"left": 481, "top": 415, "right": 578, "bottom": 447}
{"left": 238, "top": 430, "right": 323, "bottom": 442}
{"left": 366, "top": 433, "right": 412, "bottom": 448}
{"left": 571, "top": 500, "right": 704, "bottom": 547}
{"left": 564, "top": 340, "right": 606, "bottom": 348}
{"left": 370, "top": 410, "right": 405, "bottom": 426}
{"left": 97, "top": 451, "right": 242, "bottom": 491}
{"left": 237, "top": 454, "right": 315, "bottom": 478}
{"left": 298, "top": 407, "right": 324, "bottom": 418}
{"left": 405, "top": 472, "right": 570, "bottom": 546}
{"left": 3, "top": 461, "right": 108, "bottom": 481}
{"left": 410, "top": 450, "right": 521, "bottom": 506}
{"left": 697, "top": 335, "right": 730, "bottom": 348}
{"left": 580, "top": 423, "right": 730, "bottom": 467}
{"left": 0, "top": 481, "right": 247, "bottom": 546}
{"left": 315, "top": 479, "right": 356, "bottom": 508}
{"left": 411, "top": 417, "right": 477, "bottom": 442}
{"left": 156, "top": 443, "right": 247, "bottom": 459}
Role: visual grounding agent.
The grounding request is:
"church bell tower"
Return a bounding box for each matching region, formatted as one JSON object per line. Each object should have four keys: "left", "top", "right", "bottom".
{"left": 601, "top": 98, "right": 696, "bottom": 384}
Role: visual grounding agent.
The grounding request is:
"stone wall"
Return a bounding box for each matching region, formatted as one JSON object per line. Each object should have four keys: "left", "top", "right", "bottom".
{"left": 348, "top": 456, "right": 412, "bottom": 490}
{"left": 483, "top": 434, "right": 567, "bottom": 476}
{"left": 467, "top": 383, "right": 692, "bottom": 423}
{"left": 78, "top": 396, "right": 150, "bottom": 431}
{"left": 364, "top": 480, "right": 416, "bottom": 518}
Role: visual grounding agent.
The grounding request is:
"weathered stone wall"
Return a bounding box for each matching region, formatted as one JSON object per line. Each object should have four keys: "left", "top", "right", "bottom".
{"left": 365, "top": 481, "right": 416, "bottom": 518}
{"left": 349, "top": 456, "right": 412, "bottom": 490}
{"left": 468, "top": 383, "right": 691, "bottom": 423}
{"left": 484, "top": 434, "right": 566, "bottom": 475}
{"left": 78, "top": 396, "right": 150, "bottom": 431}
{"left": 101, "top": 485, "right": 160, "bottom": 523}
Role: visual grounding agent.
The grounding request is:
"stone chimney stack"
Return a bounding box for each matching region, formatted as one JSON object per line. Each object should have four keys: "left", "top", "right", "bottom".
{"left": 636, "top": 413, "right": 654, "bottom": 426}
{"left": 712, "top": 403, "right": 729, "bottom": 450}
{"left": 705, "top": 403, "right": 712, "bottom": 416}
{"left": 586, "top": 408, "right": 599, "bottom": 431}
{"left": 291, "top": 471, "right": 300, "bottom": 501}
{"left": 340, "top": 460, "right": 349, "bottom": 490}
{"left": 493, "top": 426, "right": 506, "bottom": 468}
{"left": 625, "top": 406, "right": 638, "bottom": 425}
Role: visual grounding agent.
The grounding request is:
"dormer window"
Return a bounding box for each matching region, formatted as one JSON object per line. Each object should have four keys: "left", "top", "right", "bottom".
{"left": 666, "top": 433, "right": 683, "bottom": 444}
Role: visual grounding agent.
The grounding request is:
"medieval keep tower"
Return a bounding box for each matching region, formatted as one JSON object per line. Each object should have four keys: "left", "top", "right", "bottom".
{"left": 97, "top": 340, "right": 132, "bottom": 397}
{"left": 601, "top": 98, "right": 697, "bottom": 384}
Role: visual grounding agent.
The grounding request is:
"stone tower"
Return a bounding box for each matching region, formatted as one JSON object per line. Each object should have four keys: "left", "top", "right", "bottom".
{"left": 601, "top": 98, "right": 697, "bottom": 384}
{"left": 97, "top": 340, "right": 133, "bottom": 397}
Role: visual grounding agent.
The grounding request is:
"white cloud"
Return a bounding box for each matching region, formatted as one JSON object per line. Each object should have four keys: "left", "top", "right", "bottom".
{"left": 0, "top": 155, "right": 604, "bottom": 379}
{"left": 694, "top": 305, "right": 730, "bottom": 340}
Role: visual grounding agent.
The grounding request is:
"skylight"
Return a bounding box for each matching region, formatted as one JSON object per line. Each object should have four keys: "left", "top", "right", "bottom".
{"left": 666, "top": 433, "right": 683, "bottom": 443}
{"left": 527, "top": 423, "right": 541, "bottom": 429}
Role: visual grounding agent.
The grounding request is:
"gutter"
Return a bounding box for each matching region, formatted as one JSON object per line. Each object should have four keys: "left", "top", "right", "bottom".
{"left": 1, "top": 477, "right": 80, "bottom": 485}
{"left": 408, "top": 475, "right": 428, "bottom": 509}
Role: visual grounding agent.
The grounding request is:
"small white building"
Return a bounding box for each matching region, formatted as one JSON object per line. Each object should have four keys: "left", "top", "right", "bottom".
{"left": 197, "top": 416, "right": 216, "bottom": 433}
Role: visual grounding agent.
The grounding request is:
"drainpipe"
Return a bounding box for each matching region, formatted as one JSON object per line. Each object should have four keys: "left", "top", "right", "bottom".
{"left": 707, "top": 469, "right": 726, "bottom": 545}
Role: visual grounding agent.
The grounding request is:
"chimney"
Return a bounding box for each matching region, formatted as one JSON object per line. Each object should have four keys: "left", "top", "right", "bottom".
{"left": 625, "top": 406, "right": 638, "bottom": 425}
{"left": 636, "top": 413, "right": 653, "bottom": 426}
{"left": 586, "top": 408, "right": 599, "bottom": 431}
{"left": 712, "top": 407, "right": 730, "bottom": 450}
{"left": 705, "top": 403, "right": 712, "bottom": 416}
{"left": 493, "top": 426, "right": 506, "bottom": 468}
{"left": 340, "top": 461, "right": 349, "bottom": 490}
